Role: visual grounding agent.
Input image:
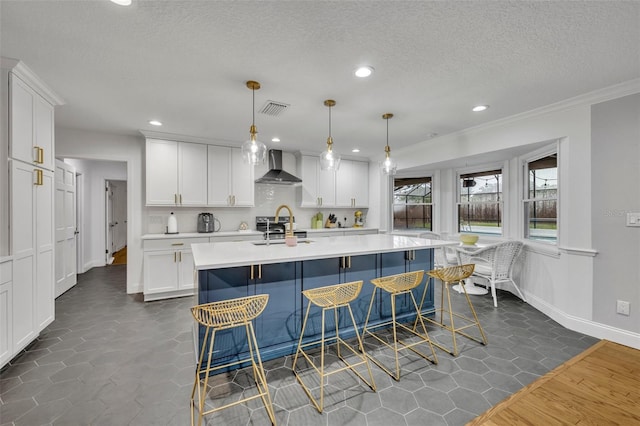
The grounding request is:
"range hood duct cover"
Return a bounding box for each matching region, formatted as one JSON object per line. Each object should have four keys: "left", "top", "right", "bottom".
{"left": 255, "top": 149, "right": 302, "bottom": 185}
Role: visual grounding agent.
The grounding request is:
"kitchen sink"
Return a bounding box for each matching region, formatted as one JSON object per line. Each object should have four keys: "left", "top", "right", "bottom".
{"left": 251, "top": 239, "right": 314, "bottom": 246}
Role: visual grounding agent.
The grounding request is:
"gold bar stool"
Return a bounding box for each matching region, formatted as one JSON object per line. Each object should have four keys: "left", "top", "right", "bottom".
{"left": 362, "top": 270, "right": 438, "bottom": 381}
{"left": 415, "top": 264, "right": 488, "bottom": 356}
{"left": 190, "top": 295, "right": 276, "bottom": 426}
{"left": 293, "top": 280, "right": 376, "bottom": 413}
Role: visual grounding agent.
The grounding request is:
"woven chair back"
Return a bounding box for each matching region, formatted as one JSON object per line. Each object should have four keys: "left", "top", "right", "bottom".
{"left": 427, "top": 264, "right": 475, "bottom": 283}
{"left": 302, "top": 280, "right": 363, "bottom": 308}
{"left": 370, "top": 270, "right": 425, "bottom": 293}
{"left": 191, "top": 294, "right": 269, "bottom": 328}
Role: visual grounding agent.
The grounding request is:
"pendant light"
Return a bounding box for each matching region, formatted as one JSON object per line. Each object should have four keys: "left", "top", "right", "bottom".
{"left": 319, "top": 99, "right": 341, "bottom": 171}
{"left": 240, "top": 80, "right": 267, "bottom": 165}
{"left": 381, "top": 113, "right": 397, "bottom": 175}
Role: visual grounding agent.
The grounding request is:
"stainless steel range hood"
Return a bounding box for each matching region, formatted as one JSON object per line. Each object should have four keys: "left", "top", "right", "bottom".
{"left": 255, "top": 149, "right": 302, "bottom": 185}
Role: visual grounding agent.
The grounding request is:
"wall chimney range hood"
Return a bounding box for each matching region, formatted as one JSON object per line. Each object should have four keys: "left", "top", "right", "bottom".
{"left": 255, "top": 149, "right": 302, "bottom": 185}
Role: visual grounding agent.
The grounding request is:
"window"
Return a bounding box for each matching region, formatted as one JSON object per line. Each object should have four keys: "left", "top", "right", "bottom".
{"left": 524, "top": 153, "right": 557, "bottom": 243}
{"left": 457, "top": 170, "right": 502, "bottom": 235}
{"left": 393, "top": 177, "right": 432, "bottom": 230}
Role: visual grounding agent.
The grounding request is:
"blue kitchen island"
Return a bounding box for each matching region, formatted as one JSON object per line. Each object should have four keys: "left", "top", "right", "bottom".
{"left": 191, "top": 234, "right": 456, "bottom": 371}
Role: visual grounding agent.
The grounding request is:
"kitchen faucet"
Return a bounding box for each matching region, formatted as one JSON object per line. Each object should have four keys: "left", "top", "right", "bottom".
{"left": 274, "top": 204, "right": 294, "bottom": 237}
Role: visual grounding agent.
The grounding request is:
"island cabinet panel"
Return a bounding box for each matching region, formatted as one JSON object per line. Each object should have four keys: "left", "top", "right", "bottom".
{"left": 378, "top": 249, "right": 434, "bottom": 321}
{"left": 197, "top": 267, "right": 252, "bottom": 366}
{"left": 300, "top": 254, "right": 379, "bottom": 340}
{"left": 253, "top": 262, "right": 301, "bottom": 360}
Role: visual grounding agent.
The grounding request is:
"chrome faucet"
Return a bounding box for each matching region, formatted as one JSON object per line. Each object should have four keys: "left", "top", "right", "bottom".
{"left": 274, "top": 204, "right": 294, "bottom": 237}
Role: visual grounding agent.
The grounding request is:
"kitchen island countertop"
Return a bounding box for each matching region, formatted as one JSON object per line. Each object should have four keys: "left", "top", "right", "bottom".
{"left": 192, "top": 233, "right": 456, "bottom": 270}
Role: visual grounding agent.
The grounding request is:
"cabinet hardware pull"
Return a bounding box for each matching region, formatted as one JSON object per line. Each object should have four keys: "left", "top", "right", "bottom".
{"left": 174, "top": 194, "right": 178, "bottom": 204}
{"left": 250, "top": 265, "right": 254, "bottom": 280}
{"left": 174, "top": 252, "right": 177, "bottom": 262}
{"left": 179, "top": 251, "right": 182, "bottom": 262}
{"left": 171, "top": 243, "right": 184, "bottom": 246}
{"left": 34, "top": 169, "right": 43, "bottom": 186}
{"left": 320, "top": 197, "right": 322, "bottom": 206}
{"left": 179, "top": 194, "right": 182, "bottom": 204}
{"left": 34, "top": 146, "right": 44, "bottom": 164}
{"left": 347, "top": 256, "right": 351, "bottom": 268}
{"left": 233, "top": 195, "right": 236, "bottom": 206}
{"left": 258, "top": 264, "right": 262, "bottom": 279}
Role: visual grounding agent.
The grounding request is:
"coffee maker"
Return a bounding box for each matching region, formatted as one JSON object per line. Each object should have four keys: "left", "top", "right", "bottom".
{"left": 197, "top": 213, "right": 220, "bottom": 233}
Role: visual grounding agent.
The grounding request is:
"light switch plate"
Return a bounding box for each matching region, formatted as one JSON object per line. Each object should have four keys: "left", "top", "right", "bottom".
{"left": 627, "top": 213, "right": 640, "bottom": 227}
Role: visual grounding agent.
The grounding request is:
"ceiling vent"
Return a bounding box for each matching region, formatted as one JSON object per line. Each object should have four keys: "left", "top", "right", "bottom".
{"left": 259, "top": 100, "right": 289, "bottom": 117}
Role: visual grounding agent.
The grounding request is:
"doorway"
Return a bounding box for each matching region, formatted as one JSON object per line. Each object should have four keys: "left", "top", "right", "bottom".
{"left": 105, "top": 179, "right": 127, "bottom": 265}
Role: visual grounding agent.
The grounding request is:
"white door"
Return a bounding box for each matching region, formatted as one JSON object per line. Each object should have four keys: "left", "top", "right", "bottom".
{"left": 110, "top": 180, "right": 127, "bottom": 253}
{"left": 105, "top": 180, "right": 114, "bottom": 264}
{"left": 55, "top": 160, "right": 77, "bottom": 297}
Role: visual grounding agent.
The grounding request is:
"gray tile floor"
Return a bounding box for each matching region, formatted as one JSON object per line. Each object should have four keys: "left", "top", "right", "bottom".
{"left": 0, "top": 265, "right": 599, "bottom": 426}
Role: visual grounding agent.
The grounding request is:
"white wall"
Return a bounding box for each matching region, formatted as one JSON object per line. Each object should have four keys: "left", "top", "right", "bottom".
{"left": 591, "top": 93, "right": 640, "bottom": 334}
{"left": 56, "top": 128, "right": 143, "bottom": 294}
{"left": 385, "top": 81, "right": 640, "bottom": 348}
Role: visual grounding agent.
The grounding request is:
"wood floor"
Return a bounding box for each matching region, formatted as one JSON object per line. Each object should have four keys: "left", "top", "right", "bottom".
{"left": 469, "top": 340, "right": 640, "bottom": 425}
{"left": 111, "top": 246, "right": 127, "bottom": 265}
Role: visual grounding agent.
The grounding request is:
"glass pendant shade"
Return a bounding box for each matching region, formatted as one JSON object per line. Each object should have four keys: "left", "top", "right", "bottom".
{"left": 381, "top": 113, "right": 397, "bottom": 175}
{"left": 319, "top": 100, "right": 341, "bottom": 171}
{"left": 241, "top": 81, "right": 267, "bottom": 165}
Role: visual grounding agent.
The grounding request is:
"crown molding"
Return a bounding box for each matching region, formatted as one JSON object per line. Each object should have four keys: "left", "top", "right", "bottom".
{"left": 139, "top": 130, "right": 237, "bottom": 147}
{"left": 1, "top": 57, "right": 65, "bottom": 106}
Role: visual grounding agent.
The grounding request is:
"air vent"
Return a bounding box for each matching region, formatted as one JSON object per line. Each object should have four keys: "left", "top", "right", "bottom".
{"left": 259, "top": 100, "right": 290, "bottom": 117}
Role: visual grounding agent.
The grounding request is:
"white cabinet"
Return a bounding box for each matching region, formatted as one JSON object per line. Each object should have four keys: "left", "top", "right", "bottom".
{"left": 10, "top": 161, "right": 54, "bottom": 352}
{"left": 297, "top": 155, "right": 336, "bottom": 208}
{"left": 0, "top": 259, "right": 13, "bottom": 367}
{"left": 336, "top": 159, "right": 369, "bottom": 208}
{"left": 143, "top": 237, "right": 208, "bottom": 301}
{"left": 9, "top": 74, "right": 55, "bottom": 172}
{"left": 207, "top": 145, "right": 254, "bottom": 207}
{"left": 145, "top": 139, "right": 208, "bottom": 206}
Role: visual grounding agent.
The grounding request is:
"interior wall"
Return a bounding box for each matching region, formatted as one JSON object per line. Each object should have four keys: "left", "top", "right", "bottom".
{"left": 56, "top": 128, "right": 142, "bottom": 294}
{"left": 389, "top": 83, "right": 640, "bottom": 348}
{"left": 591, "top": 93, "right": 640, "bottom": 333}
{"left": 63, "top": 158, "right": 127, "bottom": 270}
{"left": 0, "top": 69, "right": 9, "bottom": 257}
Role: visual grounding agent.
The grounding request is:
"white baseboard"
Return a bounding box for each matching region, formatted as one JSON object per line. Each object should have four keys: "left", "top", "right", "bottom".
{"left": 526, "top": 292, "right": 640, "bottom": 350}
{"left": 81, "top": 260, "right": 105, "bottom": 273}
{"left": 128, "top": 282, "right": 143, "bottom": 294}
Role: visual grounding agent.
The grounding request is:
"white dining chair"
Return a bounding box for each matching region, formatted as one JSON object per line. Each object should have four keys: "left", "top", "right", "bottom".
{"left": 456, "top": 241, "right": 524, "bottom": 307}
{"left": 418, "top": 232, "right": 457, "bottom": 269}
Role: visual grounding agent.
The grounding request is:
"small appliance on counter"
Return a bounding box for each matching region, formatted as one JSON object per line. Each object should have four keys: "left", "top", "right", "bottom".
{"left": 166, "top": 212, "right": 179, "bottom": 234}
{"left": 354, "top": 210, "right": 364, "bottom": 228}
{"left": 197, "top": 213, "right": 221, "bottom": 233}
{"left": 256, "top": 216, "right": 307, "bottom": 240}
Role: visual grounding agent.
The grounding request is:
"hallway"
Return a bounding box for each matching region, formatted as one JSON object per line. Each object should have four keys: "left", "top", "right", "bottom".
{"left": 1, "top": 266, "right": 599, "bottom": 425}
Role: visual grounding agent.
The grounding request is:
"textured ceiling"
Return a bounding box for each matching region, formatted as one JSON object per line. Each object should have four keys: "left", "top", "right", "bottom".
{"left": 1, "top": 1, "right": 639, "bottom": 161}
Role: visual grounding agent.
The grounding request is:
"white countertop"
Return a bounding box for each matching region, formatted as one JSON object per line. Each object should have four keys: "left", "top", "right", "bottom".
{"left": 142, "top": 230, "right": 262, "bottom": 240}
{"left": 304, "top": 227, "right": 377, "bottom": 233}
{"left": 191, "top": 233, "right": 458, "bottom": 270}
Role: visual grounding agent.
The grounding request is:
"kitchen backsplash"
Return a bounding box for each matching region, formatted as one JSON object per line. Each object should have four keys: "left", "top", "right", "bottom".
{"left": 144, "top": 184, "right": 366, "bottom": 234}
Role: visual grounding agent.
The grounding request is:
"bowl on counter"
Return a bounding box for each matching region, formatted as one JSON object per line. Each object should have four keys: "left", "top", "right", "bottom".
{"left": 459, "top": 234, "right": 479, "bottom": 245}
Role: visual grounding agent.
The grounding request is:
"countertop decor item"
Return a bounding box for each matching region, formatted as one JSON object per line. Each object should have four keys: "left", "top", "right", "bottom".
{"left": 238, "top": 221, "right": 249, "bottom": 231}
{"left": 459, "top": 234, "right": 479, "bottom": 245}
{"left": 166, "top": 212, "right": 178, "bottom": 234}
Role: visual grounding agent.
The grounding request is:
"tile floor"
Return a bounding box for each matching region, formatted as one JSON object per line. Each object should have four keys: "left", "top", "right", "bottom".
{"left": 0, "top": 265, "right": 599, "bottom": 426}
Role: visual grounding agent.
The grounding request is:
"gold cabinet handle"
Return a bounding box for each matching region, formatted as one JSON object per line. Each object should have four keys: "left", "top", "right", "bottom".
{"left": 179, "top": 194, "right": 183, "bottom": 204}
{"left": 174, "top": 252, "right": 177, "bottom": 262}
{"left": 34, "top": 169, "right": 43, "bottom": 186}
{"left": 250, "top": 264, "right": 254, "bottom": 280}
{"left": 171, "top": 242, "right": 184, "bottom": 246}
{"left": 340, "top": 256, "right": 344, "bottom": 269}
{"left": 34, "top": 146, "right": 44, "bottom": 164}
{"left": 179, "top": 251, "right": 182, "bottom": 262}
{"left": 174, "top": 194, "right": 178, "bottom": 204}
{"left": 347, "top": 256, "right": 351, "bottom": 268}
{"left": 258, "top": 264, "right": 262, "bottom": 279}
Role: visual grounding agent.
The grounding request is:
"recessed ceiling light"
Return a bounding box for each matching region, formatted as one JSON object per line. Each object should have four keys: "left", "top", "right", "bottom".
{"left": 352, "top": 148, "right": 360, "bottom": 153}
{"left": 354, "top": 66, "right": 374, "bottom": 78}
{"left": 149, "top": 120, "right": 162, "bottom": 126}
{"left": 110, "top": 0, "right": 132, "bottom": 5}
{"left": 472, "top": 105, "right": 489, "bottom": 112}
{"left": 271, "top": 137, "right": 280, "bottom": 143}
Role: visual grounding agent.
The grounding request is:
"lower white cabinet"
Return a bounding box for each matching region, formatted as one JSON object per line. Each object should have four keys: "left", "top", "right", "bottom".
{"left": 143, "top": 237, "right": 208, "bottom": 301}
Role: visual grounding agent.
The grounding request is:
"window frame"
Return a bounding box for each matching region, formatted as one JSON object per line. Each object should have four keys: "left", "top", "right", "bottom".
{"left": 521, "top": 143, "right": 559, "bottom": 245}
{"left": 455, "top": 163, "right": 506, "bottom": 237}
{"left": 392, "top": 175, "right": 434, "bottom": 231}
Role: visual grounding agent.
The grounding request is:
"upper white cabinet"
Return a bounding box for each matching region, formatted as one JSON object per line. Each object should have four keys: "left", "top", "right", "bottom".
{"left": 336, "top": 159, "right": 369, "bottom": 208}
{"left": 10, "top": 74, "right": 55, "bottom": 171}
{"left": 145, "top": 139, "right": 208, "bottom": 206}
{"left": 207, "top": 145, "right": 254, "bottom": 207}
{"left": 297, "top": 155, "right": 336, "bottom": 208}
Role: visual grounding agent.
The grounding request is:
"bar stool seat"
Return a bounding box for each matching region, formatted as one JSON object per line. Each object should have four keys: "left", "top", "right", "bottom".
{"left": 190, "top": 295, "right": 276, "bottom": 426}
{"left": 293, "top": 280, "right": 376, "bottom": 413}
{"left": 362, "top": 270, "right": 438, "bottom": 381}
{"left": 416, "top": 264, "right": 487, "bottom": 356}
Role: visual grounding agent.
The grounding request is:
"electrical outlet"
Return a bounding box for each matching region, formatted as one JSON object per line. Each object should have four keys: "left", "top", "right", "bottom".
{"left": 616, "top": 300, "right": 630, "bottom": 316}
